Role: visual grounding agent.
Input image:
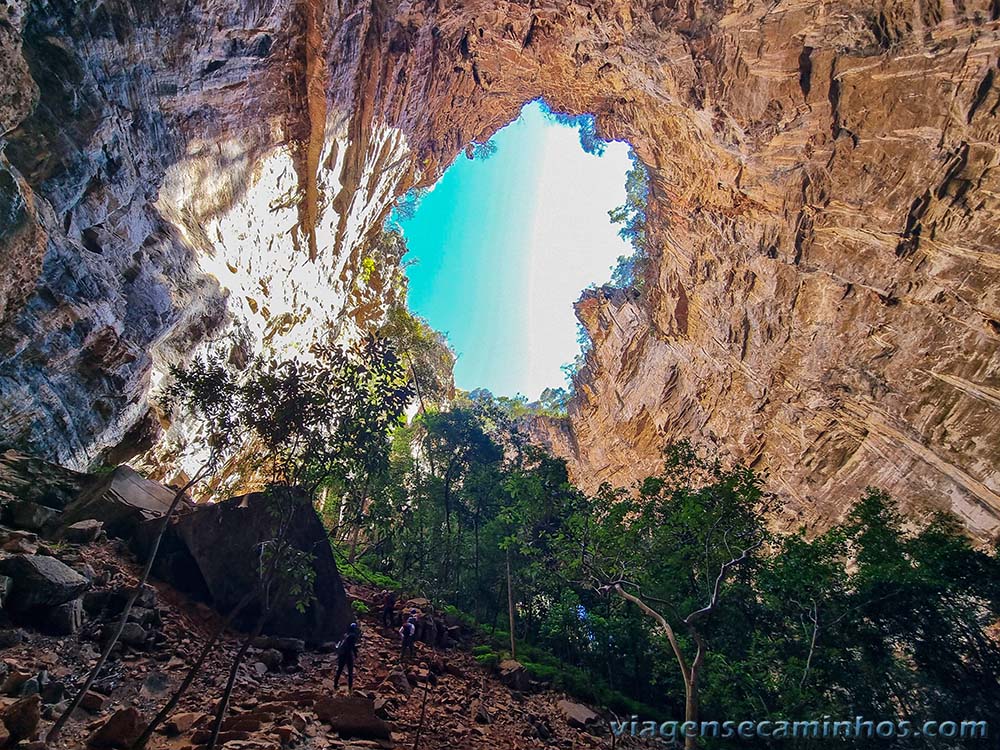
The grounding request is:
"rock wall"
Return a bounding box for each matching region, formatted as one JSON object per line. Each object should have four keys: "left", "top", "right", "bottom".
{"left": 2, "top": 0, "right": 999, "bottom": 537}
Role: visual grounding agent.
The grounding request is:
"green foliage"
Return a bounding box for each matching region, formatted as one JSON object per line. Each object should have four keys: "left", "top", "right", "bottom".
{"left": 165, "top": 336, "right": 413, "bottom": 622}
{"left": 749, "top": 488, "right": 1000, "bottom": 729}
{"left": 359, "top": 256, "right": 376, "bottom": 286}
{"left": 440, "top": 603, "right": 476, "bottom": 626}
{"left": 351, "top": 599, "right": 371, "bottom": 615}
{"left": 474, "top": 652, "right": 500, "bottom": 669}
{"left": 560, "top": 322, "right": 592, "bottom": 388}
{"left": 369, "top": 228, "right": 411, "bottom": 305}
{"left": 333, "top": 547, "right": 402, "bottom": 590}
{"left": 273, "top": 545, "right": 317, "bottom": 614}
{"left": 467, "top": 140, "right": 498, "bottom": 160}
{"left": 387, "top": 187, "right": 428, "bottom": 228}
{"left": 538, "top": 100, "right": 608, "bottom": 156}
{"left": 356, "top": 414, "right": 1000, "bottom": 741}
{"left": 238, "top": 336, "right": 412, "bottom": 494}
{"left": 608, "top": 151, "right": 650, "bottom": 290}
{"left": 163, "top": 354, "right": 242, "bottom": 476}
{"left": 466, "top": 387, "right": 569, "bottom": 419}
{"left": 378, "top": 304, "right": 455, "bottom": 406}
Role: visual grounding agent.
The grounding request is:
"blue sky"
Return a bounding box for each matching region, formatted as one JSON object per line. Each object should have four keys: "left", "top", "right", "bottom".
{"left": 396, "top": 101, "right": 633, "bottom": 400}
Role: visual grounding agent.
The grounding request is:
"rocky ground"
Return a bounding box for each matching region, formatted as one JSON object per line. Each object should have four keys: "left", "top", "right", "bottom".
{"left": 0, "top": 527, "right": 635, "bottom": 750}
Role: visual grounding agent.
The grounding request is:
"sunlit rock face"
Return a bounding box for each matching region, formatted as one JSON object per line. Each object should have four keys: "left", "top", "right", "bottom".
{"left": 0, "top": 0, "right": 417, "bottom": 474}
{"left": 2, "top": 0, "right": 1000, "bottom": 537}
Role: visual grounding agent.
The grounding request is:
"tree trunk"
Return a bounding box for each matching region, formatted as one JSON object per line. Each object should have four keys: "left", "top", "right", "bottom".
{"left": 683, "top": 672, "right": 699, "bottom": 750}
{"left": 347, "top": 520, "right": 362, "bottom": 564}
{"left": 206, "top": 613, "right": 267, "bottom": 750}
{"left": 131, "top": 590, "right": 256, "bottom": 748}
{"left": 613, "top": 585, "right": 701, "bottom": 749}
{"left": 347, "top": 480, "right": 370, "bottom": 564}
{"left": 473, "top": 518, "right": 481, "bottom": 616}
{"left": 505, "top": 547, "right": 516, "bottom": 659}
{"left": 48, "top": 477, "right": 198, "bottom": 744}
{"left": 411, "top": 670, "right": 431, "bottom": 750}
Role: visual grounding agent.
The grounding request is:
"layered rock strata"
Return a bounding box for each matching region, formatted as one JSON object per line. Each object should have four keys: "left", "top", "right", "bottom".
{"left": 0, "top": 0, "right": 998, "bottom": 536}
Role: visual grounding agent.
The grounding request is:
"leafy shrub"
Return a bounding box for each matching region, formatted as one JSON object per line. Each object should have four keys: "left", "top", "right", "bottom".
{"left": 538, "top": 99, "right": 608, "bottom": 156}
{"left": 608, "top": 151, "right": 651, "bottom": 290}
{"left": 521, "top": 661, "right": 558, "bottom": 683}
{"left": 330, "top": 543, "right": 402, "bottom": 590}
{"left": 467, "top": 140, "right": 498, "bottom": 160}
{"left": 440, "top": 604, "right": 476, "bottom": 626}
{"left": 474, "top": 652, "right": 499, "bottom": 669}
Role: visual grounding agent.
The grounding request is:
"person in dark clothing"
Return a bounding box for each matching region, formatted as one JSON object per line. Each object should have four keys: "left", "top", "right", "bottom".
{"left": 334, "top": 622, "right": 361, "bottom": 692}
{"left": 399, "top": 616, "right": 416, "bottom": 660}
{"left": 381, "top": 590, "right": 397, "bottom": 628}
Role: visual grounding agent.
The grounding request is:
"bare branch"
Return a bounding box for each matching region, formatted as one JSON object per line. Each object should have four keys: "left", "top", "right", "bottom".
{"left": 684, "top": 535, "right": 764, "bottom": 626}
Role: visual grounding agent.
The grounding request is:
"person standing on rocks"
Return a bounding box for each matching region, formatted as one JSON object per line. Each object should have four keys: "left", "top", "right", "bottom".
{"left": 333, "top": 622, "right": 361, "bottom": 692}
{"left": 399, "top": 616, "right": 417, "bottom": 660}
{"left": 380, "top": 589, "right": 397, "bottom": 628}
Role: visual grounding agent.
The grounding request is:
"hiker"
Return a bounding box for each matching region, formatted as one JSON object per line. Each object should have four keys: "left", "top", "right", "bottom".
{"left": 381, "top": 589, "right": 397, "bottom": 628}
{"left": 399, "top": 616, "right": 417, "bottom": 659}
{"left": 334, "top": 622, "right": 361, "bottom": 692}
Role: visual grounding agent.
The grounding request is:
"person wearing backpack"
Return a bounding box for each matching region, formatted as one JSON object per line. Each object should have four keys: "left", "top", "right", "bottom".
{"left": 334, "top": 622, "right": 361, "bottom": 692}
{"left": 381, "top": 589, "right": 398, "bottom": 628}
{"left": 399, "top": 616, "right": 416, "bottom": 659}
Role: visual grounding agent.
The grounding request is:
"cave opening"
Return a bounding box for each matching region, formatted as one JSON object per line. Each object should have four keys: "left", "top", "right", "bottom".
{"left": 390, "top": 100, "right": 640, "bottom": 404}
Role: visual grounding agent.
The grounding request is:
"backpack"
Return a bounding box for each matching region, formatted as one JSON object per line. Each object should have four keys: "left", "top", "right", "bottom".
{"left": 402, "top": 622, "right": 415, "bottom": 638}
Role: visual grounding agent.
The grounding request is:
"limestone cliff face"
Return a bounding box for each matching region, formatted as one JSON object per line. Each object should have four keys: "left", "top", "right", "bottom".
{"left": 2, "top": 0, "right": 999, "bottom": 537}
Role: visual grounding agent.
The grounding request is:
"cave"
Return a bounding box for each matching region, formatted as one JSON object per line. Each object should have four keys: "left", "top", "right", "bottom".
{"left": 2, "top": 0, "right": 1000, "bottom": 744}
{"left": 3, "top": 0, "right": 999, "bottom": 539}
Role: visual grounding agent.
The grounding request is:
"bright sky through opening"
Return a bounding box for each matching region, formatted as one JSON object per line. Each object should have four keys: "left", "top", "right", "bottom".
{"left": 397, "top": 101, "right": 633, "bottom": 400}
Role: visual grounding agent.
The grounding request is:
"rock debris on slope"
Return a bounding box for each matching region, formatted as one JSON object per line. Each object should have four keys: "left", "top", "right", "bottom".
{"left": 0, "top": 521, "right": 640, "bottom": 750}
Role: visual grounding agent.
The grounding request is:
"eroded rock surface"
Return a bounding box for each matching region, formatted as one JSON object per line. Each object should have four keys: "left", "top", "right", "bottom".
{"left": 1, "top": 0, "right": 999, "bottom": 536}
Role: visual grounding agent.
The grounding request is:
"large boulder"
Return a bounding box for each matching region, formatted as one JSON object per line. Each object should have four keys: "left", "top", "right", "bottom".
{"left": 0, "top": 449, "right": 96, "bottom": 536}
{"left": 380, "top": 667, "right": 413, "bottom": 696}
{"left": 313, "top": 695, "right": 390, "bottom": 740}
{"left": 498, "top": 660, "right": 529, "bottom": 692}
{"left": 0, "top": 450, "right": 187, "bottom": 543}
{"left": 140, "top": 491, "right": 350, "bottom": 644}
{"left": 0, "top": 554, "right": 88, "bottom": 612}
{"left": 3, "top": 500, "right": 60, "bottom": 533}
{"left": 59, "top": 465, "right": 185, "bottom": 539}
{"left": 0, "top": 449, "right": 93, "bottom": 516}
{"left": 557, "top": 699, "right": 599, "bottom": 729}
{"left": 87, "top": 707, "right": 143, "bottom": 748}
{"left": 62, "top": 519, "right": 103, "bottom": 544}
{"left": 3, "top": 694, "right": 40, "bottom": 743}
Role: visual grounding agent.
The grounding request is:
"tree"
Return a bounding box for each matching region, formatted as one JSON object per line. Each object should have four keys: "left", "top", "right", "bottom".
{"left": 356, "top": 418, "right": 1000, "bottom": 743}
{"left": 388, "top": 187, "right": 428, "bottom": 227}
{"left": 467, "top": 140, "right": 498, "bottom": 160}
{"left": 378, "top": 304, "right": 455, "bottom": 410}
{"left": 134, "top": 338, "right": 411, "bottom": 747}
{"left": 574, "top": 443, "right": 769, "bottom": 750}
{"left": 608, "top": 152, "right": 651, "bottom": 290}
{"left": 755, "top": 490, "right": 1000, "bottom": 730}
{"left": 500, "top": 446, "right": 584, "bottom": 658}
{"left": 538, "top": 100, "right": 608, "bottom": 156}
